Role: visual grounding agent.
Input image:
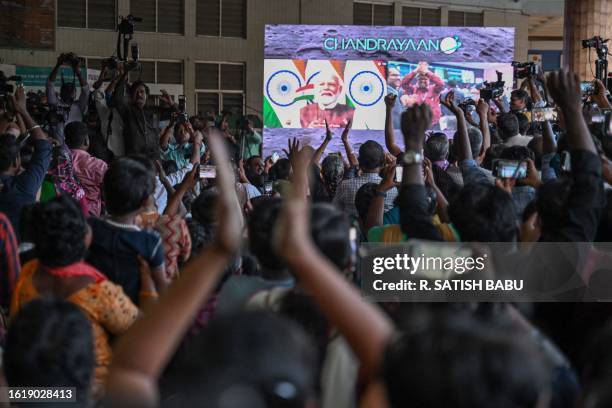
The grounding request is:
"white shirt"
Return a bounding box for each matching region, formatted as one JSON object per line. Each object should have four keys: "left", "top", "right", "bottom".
{"left": 504, "top": 134, "right": 533, "bottom": 147}
{"left": 94, "top": 89, "right": 125, "bottom": 156}
{"left": 154, "top": 163, "right": 194, "bottom": 213}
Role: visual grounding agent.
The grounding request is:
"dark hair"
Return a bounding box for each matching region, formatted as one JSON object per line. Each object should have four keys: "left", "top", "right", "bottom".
{"left": 170, "top": 311, "right": 316, "bottom": 407}
{"left": 103, "top": 157, "right": 155, "bottom": 216}
{"left": 355, "top": 182, "right": 378, "bottom": 222}
{"left": 30, "top": 195, "right": 87, "bottom": 267}
{"left": 128, "top": 80, "right": 150, "bottom": 97}
{"left": 162, "top": 159, "right": 179, "bottom": 176}
{"left": 191, "top": 188, "right": 219, "bottom": 227}
{"left": 358, "top": 140, "right": 385, "bottom": 171}
{"left": 310, "top": 203, "right": 351, "bottom": 270}
{"left": 383, "top": 309, "right": 548, "bottom": 408}
{"left": 448, "top": 183, "right": 518, "bottom": 242}
{"left": 4, "top": 298, "right": 94, "bottom": 403}
{"left": 467, "top": 126, "right": 484, "bottom": 159}
{"left": 527, "top": 137, "right": 543, "bottom": 169}
{"left": 248, "top": 198, "right": 285, "bottom": 271}
{"left": 453, "top": 127, "right": 483, "bottom": 159}
{"left": 497, "top": 113, "right": 520, "bottom": 141}
{"left": 64, "top": 121, "right": 89, "bottom": 149}
{"left": 0, "top": 133, "right": 19, "bottom": 172}
{"left": 515, "top": 112, "right": 530, "bottom": 135}
{"left": 482, "top": 144, "right": 507, "bottom": 171}
{"left": 424, "top": 133, "right": 449, "bottom": 162}
{"left": 321, "top": 155, "right": 344, "bottom": 199}
{"left": 431, "top": 165, "right": 461, "bottom": 202}
{"left": 511, "top": 89, "right": 530, "bottom": 104}
{"left": 500, "top": 145, "right": 534, "bottom": 162}
{"left": 536, "top": 177, "right": 573, "bottom": 239}
{"left": 269, "top": 158, "right": 292, "bottom": 181}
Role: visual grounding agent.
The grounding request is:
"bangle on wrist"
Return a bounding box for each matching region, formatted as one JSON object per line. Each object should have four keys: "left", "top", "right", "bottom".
{"left": 139, "top": 290, "right": 158, "bottom": 298}
{"left": 27, "top": 125, "right": 41, "bottom": 133}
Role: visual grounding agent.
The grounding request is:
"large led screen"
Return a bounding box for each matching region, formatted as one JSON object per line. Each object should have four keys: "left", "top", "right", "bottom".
{"left": 264, "top": 25, "right": 515, "bottom": 155}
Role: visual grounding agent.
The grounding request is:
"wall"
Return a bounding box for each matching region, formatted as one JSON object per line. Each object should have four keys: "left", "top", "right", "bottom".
{"left": 0, "top": 0, "right": 539, "bottom": 116}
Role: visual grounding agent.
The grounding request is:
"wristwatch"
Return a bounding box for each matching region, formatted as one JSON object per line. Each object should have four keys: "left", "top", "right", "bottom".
{"left": 401, "top": 150, "right": 424, "bottom": 166}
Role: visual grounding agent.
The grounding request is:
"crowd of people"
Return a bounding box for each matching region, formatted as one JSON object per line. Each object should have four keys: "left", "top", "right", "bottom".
{"left": 0, "top": 52, "right": 612, "bottom": 408}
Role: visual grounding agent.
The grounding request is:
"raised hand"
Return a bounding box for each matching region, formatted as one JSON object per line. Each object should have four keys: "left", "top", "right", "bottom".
{"left": 400, "top": 103, "right": 432, "bottom": 152}
{"left": 476, "top": 99, "right": 489, "bottom": 117}
{"left": 341, "top": 119, "right": 352, "bottom": 144}
{"left": 283, "top": 137, "right": 301, "bottom": 170}
{"left": 384, "top": 93, "right": 397, "bottom": 108}
{"left": 519, "top": 159, "right": 541, "bottom": 188}
{"left": 11, "top": 84, "right": 27, "bottom": 114}
{"left": 208, "top": 130, "right": 242, "bottom": 254}
{"left": 546, "top": 70, "right": 582, "bottom": 110}
{"left": 325, "top": 119, "right": 332, "bottom": 142}
{"left": 273, "top": 147, "right": 310, "bottom": 263}
{"left": 378, "top": 163, "right": 397, "bottom": 192}
{"left": 160, "top": 90, "right": 175, "bottom": 107}
{"left": 440, "top": 91, "right": 460, "bottom": 115}
{"left": 423, "top": 157, "right": 435, "bottom": 187}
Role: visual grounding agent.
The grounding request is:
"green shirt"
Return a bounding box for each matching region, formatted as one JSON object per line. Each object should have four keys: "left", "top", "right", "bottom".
{"left": 240, "top": 130, "right": 262, "bottom": 159}
{"left": 161, "top": 142, "right": 205, "bottom": 170}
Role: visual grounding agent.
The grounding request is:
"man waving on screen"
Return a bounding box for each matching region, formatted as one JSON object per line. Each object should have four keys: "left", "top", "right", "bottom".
{"left": 400, "top": 61, "right": 445, "bottom": 128}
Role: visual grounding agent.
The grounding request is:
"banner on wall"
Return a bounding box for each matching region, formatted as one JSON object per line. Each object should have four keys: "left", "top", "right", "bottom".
{"left": 263, "top": 25, "right": 515, "bottom": 155}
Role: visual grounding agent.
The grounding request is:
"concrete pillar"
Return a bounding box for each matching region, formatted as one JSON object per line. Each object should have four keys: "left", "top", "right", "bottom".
{"left": 440, "top": 6, "right": 449, "bottom": 26}
{"left": 564, "top": 0, "right": 612, "bottom": 79}
{"left": 394, "top": 1, "right": 402, "bottom": 26}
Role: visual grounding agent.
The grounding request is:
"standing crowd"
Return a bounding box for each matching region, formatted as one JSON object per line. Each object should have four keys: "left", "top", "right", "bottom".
{"left": 0, "top": 55, "right": 611, "bottom": 408}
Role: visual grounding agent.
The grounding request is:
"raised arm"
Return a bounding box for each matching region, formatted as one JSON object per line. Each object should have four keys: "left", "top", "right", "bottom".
{"left": 12, "top": 86, "right": 46, "bottom": 141}
{"left": 476, "top": 99, "right": 491, "bottom": 163}
{"left": 440, "top": 91, "right": 470, "bottom": 161}
{"left": 189, "top": 128, "right": 203, "bottom": 165}
{"left": 365, "top": 164, "right": 396, "bottom": 232}
{"left": 274, "top": 148, "right": 394, "bottom": 378}
{"left": 108, "top": 65, "right": 130, "bottom": 115}
{"left": 591, "top": 79, "right": 612, "bottom": 110}
{"left": 545, "top": 69, "right": 603, "bottom": 241}
{"left": 340, "top": 120, "right": 359, "bottom": 167}
{"left": 74, "top": 60, "right": 90, "bottom": 114}
{"left": 384, "top": 94, "right": 403, "bottom": 157}
{"left": 547, "top": 71, "right": 596, "bottom": 154}
{"left": 163, "top": 165, "right": 197, "bottom": 217}
{"left": 399, "top": 104, "right": 442, "bottom": 241}
{"left": 311, "top": 119, "right": 333, "bottom": 166}
{"left": 159, "top": 114, "right": 176, "bottom": 150}
{"left": 106, "top": 131, "right": 242, "bottom": 404}
{"left": 425, "top": 69, "right": 445, "bottom": 94}
{"left": 46, "top": 55, "right": 62, "bottom": 106}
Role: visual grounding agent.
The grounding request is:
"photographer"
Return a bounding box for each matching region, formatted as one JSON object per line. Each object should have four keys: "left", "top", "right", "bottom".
{"left": 90, "top": 63, "right": 125, "bottom": 159}
{"left": 0, "top": 85, "right": 51, "bottom": 238}
{"left": 238, "top": 117, "right": 262, "bottom": 160}
{"left": 45, "top": 53, "right": 90, "bottom": 143}
{"left": 109, "top": 66, "right": 161, "bottom": 157}
{"left": 159, "top": 113, "right": 204, "bottom": 171}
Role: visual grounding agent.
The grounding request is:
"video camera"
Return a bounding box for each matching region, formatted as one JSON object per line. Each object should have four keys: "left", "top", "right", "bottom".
{"left": 512, "top": 61, "right": 538, "bottom": 79}
{"left": 59, "top": 52, "right": 82, "bottom": 68}
{"left": 26, "top": 91, "right": 65, "bottom": 127}
{"left": 118, "top": 14, "right": 142, "bottom": 36}
{"left": 458, "top": 98, "right": 476, "bottom": 113}
{"left": 0, "top": 71, "right": 22, "bottom": 97}
{"left": 176, "top": 95, "right": 188, "bottom": 124}
{"left": 480, "top": 71, "right": 505, "bottom": 101}
{"left": 582, "top": 36, "right": 609, "bottom": 86}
